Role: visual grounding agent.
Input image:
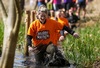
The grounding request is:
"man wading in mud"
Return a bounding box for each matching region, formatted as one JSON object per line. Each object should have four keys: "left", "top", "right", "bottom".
{"left": 27, "top": 5, "right": 79, "bottom": 66}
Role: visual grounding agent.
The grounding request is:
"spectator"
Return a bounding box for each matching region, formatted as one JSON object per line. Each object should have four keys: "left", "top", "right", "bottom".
{"left": 45, "top": 0, "right": 53, "bottom": 11}
{"left": 49, "top": 0, "right": 63, "bottom": 11}
{"left": 62, "top": 0, "right": 74, "bottom": 13}
{"left": 37, "top": 0, "right": 46, "bottom": 7}
{"left": 67, "top": 7, "right": 80, "bottom": 29}
{"left": 76, "top": 0, "right": 88, "bottom": 20}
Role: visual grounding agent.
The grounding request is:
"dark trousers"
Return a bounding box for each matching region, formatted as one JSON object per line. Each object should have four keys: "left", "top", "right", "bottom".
{"left": 34, "top": 43, "right": 57, "bottom": 65}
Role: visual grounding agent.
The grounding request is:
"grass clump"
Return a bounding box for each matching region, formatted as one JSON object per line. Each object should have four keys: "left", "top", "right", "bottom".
{"left": 63, "top": 22, "right": 100, "bottom": 67}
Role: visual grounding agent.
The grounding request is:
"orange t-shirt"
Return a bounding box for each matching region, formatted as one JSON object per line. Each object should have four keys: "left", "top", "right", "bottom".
{"left": 57, "top": 17, "right": 70, "bottom": 27}
{"left": 27, "top": 18, "right": 63, "bottom": 46}
{"left": 54, "top": 17, "right": 70, "bottom": 44}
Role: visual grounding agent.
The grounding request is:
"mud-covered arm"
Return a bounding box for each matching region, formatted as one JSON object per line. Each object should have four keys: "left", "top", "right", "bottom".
{"left": 62, "top": 25, "right": 79, "bottom": 38}
{"left": 62, "top": 25, "right": 75, "bottom": 35}
{"left": 27, "top": 35, "right": 33, "bottom": 47}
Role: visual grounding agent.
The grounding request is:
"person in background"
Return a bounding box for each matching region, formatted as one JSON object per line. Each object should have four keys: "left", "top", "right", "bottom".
{"left": 49, "top": 9, "right": 70, "bottom": 44}
{"left": 67, "top": 7, "right": 80, "bottom": 29}
{"left": 62, "top": 0, "right": 74, "bottom": 14}
{"left": 55, "top": 9, "right": 70, "bottom": 37}
{"left": 54, "top": 10, "right": 71, "bottom": 56}
{"left": 37, "top": 0, "right": 46, "bottom": 7}
{"left": 76, "top": 0, "right": 88, "bottom": 20}
{"left": 48, "top": 0, "right": 63, "bottom": 11}
{"left": 29, "top": 0, "right": 47, "bottom": 10}
{"left": 48, "top": 10, "right": 55, "bottom": 20}
{"left": 27, "top": 5, "right": 79, "bottom": 66}
{"left": 72, "top": 0, "right": 77, "bottom": 12}
{"left": 45, "top": 0, "right": 53, "bottom": 11}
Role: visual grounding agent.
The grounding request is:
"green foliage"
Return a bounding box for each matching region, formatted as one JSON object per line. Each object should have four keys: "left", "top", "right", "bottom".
{"left": 0, "top": 20, "right": 4, "bottom": 47}
{"left": 0, "top": 20, "right": 4, "bottom": 55}
{"left": 63, "top": 22, "right": 100, "bottom": 67}
{"left": 17, "top": 23, "right": 25, "bottom": 46}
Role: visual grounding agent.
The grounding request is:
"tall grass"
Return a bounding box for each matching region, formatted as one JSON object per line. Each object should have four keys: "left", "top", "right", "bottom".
{"left": 63, "top": 22, "right": 100, "bottom": 67}
{"left": 17, "top": 22, "right": 25, "bottom": 46}
{"left": 0, "top": 20, "right": 4, "bottom": 47}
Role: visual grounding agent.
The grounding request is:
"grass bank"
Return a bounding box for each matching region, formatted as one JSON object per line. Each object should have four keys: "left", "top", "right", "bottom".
{"left": 63, "top": 21, "right": 100, "bottom": 67}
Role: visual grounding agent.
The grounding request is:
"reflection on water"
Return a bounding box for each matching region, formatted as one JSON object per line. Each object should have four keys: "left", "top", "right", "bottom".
{"left": 14, "top": 50, "right": 25, "bottom": 67}
{"left": 14, "top": 50, "right": 83, "bottom": 68}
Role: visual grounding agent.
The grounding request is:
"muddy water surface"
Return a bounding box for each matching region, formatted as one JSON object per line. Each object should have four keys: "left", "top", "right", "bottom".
{"left": 14, "top": 50, "right": 82, "bottom": 68}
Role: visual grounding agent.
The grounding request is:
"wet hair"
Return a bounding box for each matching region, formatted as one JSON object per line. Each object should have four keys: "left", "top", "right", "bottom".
{"left": 38, "top": 5, "right": 48, "bottom": 14}
{"left": 36, "top": 5, "right": 48, "bottom": 19}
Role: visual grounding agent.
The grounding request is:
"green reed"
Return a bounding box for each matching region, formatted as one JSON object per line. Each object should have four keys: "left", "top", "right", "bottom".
{"left": 0, "top": 20, "right": 4, "bottom": 46}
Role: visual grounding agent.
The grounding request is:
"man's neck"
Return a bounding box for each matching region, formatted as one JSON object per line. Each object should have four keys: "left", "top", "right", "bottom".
{"left": 40, "top": 20, "right": 46, "bottom": 24}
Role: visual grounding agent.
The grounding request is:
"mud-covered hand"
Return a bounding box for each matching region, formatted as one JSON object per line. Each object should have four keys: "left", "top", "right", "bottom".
{"left": 28, "top": 46, "right": 34, "bottom": 52}
{"left": 59, "top": 36, "right": 65, "bottom": 41}
{"left": 73, "top": 33, "right": 80, "bottom": 38}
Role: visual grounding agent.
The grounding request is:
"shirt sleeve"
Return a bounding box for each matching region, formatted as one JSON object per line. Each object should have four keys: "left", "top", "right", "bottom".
{"left": 63, "top": 25, "right": 75, "bottom": 35}
{"left": 54, "top": 21, "right": 64, "bottom": 30}
{"left": 27, "top": 22, "right": 35, "bottom": 37}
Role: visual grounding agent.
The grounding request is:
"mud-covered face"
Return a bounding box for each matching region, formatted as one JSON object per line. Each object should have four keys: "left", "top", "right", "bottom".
{"left": 38, "top": 12, "right": 47, "bottom": 24}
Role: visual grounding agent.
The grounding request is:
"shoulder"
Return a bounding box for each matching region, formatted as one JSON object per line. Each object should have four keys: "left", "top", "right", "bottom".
{"left": 30, "top": 19, "right": 40, "bottom": 26}
{"left": 47, "top": 18, "right": 58, "bottom": 23}
{"left": 59, "top": 18, "right": 68, "bottom": 22}
{"left": 32, "top": 19, "right": 40, "bottom": 23}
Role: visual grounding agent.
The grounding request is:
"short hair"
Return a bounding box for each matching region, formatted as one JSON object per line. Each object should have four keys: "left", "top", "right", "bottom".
{"left": 38, "top": 5, "right": 48, "bottom": 14}
{"left": 36, "top": 5, "right": 48, "bottom": 19}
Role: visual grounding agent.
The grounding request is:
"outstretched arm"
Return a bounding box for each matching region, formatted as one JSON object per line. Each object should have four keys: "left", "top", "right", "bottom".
{"left": 62, "top": 25, "right": 79, "bottom": 38}
{"left": 62, "top": 25, "right": 75, "bottom": 35}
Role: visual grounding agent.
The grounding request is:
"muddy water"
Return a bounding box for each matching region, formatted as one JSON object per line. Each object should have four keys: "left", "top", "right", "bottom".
{"left": 14, "top": 50, "right": 26, "bottom": 67}
{"left": 14, "top": 49, "right": 78, "bottom": 68}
